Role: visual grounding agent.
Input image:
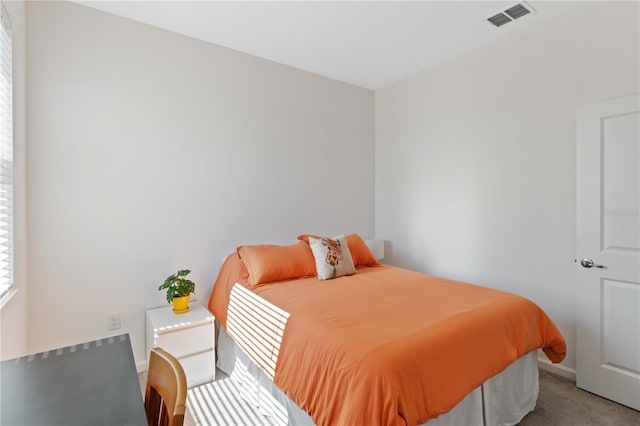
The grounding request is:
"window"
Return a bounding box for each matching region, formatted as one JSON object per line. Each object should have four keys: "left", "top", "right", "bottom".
{"left": 0, "top": 2, "right": 12, "bottom": 300}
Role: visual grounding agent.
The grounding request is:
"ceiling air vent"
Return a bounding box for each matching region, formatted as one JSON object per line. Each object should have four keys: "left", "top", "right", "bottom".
{"left": 487, "top": 2, "right": 535, "bottom": 28}
{"left": 487, "top": 12, "right": 512, "bottom": 27}
{"left": 505, "top": 3, "right": 531, "bottom": 20}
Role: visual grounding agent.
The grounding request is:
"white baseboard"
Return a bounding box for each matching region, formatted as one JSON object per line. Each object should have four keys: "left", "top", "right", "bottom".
{"left": 537, "top": 357, "right": 576, "bottom": 381}
{"left": 136, "top": 360, "right": 147, "bottom": 374}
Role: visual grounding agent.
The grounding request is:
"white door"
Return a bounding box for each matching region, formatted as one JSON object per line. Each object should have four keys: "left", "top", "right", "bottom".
{"left": 576, "top": 93, "right": 640, "bottom": 410}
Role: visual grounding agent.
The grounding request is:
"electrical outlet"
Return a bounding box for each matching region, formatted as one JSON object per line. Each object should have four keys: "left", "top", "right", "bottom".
{"left": 107, "top": 312, "right": 121, "bottom": 330}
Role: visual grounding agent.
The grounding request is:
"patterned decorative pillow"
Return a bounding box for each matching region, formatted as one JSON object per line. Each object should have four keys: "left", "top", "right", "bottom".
{"left": 308, "top": 234, "right": 357, "bottom": 280}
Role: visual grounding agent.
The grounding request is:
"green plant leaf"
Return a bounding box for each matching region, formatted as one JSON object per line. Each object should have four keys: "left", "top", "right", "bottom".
{"left": 159, "top": 269, "right": 195, "bottom": 303}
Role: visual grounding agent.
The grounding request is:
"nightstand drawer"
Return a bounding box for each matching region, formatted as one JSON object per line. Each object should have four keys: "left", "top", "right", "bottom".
{"left": 180, "top": 350, "right": 215, "bottom": 387}
{"left": 154, "top": 323, "right": 213, "bottom": 358}
{"left": 146, "top": 301, "right": 216, "bottom": 387}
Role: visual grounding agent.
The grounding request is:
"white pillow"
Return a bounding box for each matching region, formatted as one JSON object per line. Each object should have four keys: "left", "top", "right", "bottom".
{"left": 308, "top": 234, "right": 357, "bottom": 280}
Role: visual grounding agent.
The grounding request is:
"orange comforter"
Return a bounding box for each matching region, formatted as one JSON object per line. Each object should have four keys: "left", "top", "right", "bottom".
{"left": 208, "top": 254, "right": 566, "bottom": 426}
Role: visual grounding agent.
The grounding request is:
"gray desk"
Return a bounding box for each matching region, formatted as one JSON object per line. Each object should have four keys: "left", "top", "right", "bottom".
{"left": 0, "top": 334, "right": 146, "bottom": 426}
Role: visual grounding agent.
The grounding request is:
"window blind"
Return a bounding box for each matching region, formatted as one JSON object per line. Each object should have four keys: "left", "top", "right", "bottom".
{"left": 0, "top": 2, "right": 12, "bottom": 300}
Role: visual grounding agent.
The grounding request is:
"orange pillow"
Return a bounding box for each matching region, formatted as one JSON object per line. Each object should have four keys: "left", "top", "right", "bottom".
{"left": 297, "top": 234, "right": 322, "bottom": 243}
{"left": 345, "top": 233, "right": 381, "bottom": 267}
{"left": 297, "top": 233, "right": 380, "bottom": 268}
{"left": 237, "top": 241, "right": 317, "bottom": 286}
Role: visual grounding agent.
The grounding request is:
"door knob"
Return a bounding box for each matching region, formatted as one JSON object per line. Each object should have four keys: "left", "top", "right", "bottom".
{"left": 580, "top": 258, "right": 606, "bottom": 269}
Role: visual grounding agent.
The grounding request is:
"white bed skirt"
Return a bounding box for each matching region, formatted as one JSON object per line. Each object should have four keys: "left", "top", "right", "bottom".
{"left": 217, "top": 325, "right": 538, "bottom": 426}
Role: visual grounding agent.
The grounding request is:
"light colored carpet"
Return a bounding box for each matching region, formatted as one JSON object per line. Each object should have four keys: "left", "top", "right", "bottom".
{"left": 185, "top": 374, "right": 278, "bottom": 426}
{"left": 139, "top": 369, "right": 640, "bottom": 425}
{"left": 519, "top": 370, "right": 639, "bottom": 426}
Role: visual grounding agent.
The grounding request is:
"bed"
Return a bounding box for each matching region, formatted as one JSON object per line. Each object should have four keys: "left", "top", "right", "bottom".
{"left": 207, "top": 235, "right": 566, "bottom": 426}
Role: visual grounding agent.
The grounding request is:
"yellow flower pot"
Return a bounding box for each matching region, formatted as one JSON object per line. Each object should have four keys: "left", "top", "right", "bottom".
{"left": 172, "top": 295, "right": 190, "bottom": 314}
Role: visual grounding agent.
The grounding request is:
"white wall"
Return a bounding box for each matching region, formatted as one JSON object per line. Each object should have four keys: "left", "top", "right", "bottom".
{"left": 375, "top": 2, "right": 639, "bottom": 372}
{"left": 0, "top": 0, "right": 28, "bottom": 360}
{"left": 26, "top": 1, "right": 374, "bottom": 366}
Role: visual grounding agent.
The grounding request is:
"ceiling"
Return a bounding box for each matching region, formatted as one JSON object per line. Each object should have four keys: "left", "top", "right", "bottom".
{"left": 75, "top": 1, "right": 590, "bottom": 90}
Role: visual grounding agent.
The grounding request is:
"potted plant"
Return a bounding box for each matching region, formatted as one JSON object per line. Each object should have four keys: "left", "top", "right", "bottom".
{"left": 158, "top": 269, "right": 196, "bottom": 314}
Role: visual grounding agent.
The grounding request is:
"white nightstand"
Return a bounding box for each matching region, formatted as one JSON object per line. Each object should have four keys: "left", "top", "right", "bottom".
{"left": 146, "top": 301, "right": 216, "bottom": 388}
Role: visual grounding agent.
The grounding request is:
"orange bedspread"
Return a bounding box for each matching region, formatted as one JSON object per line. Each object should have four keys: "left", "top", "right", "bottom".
{"left": 208, "top": 254, "right": 566, "bottom": 426}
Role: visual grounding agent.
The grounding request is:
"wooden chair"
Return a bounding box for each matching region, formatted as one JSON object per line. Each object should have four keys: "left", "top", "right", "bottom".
{"left": 144, "top": 347, "right": 187, "bottom": 426}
